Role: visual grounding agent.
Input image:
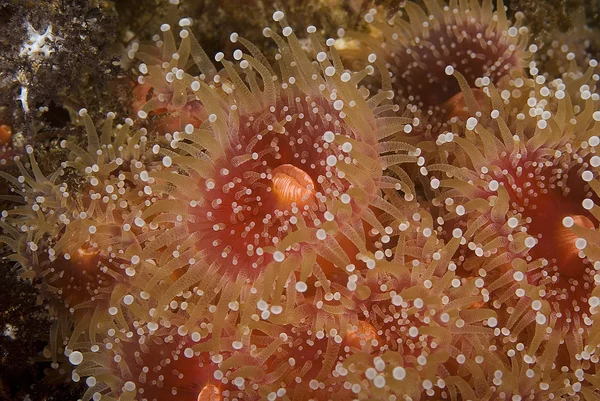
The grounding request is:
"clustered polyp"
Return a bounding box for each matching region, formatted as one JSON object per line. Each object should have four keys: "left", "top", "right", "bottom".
{"left": 2, "top": 1, "right": 600, "bottom": 400}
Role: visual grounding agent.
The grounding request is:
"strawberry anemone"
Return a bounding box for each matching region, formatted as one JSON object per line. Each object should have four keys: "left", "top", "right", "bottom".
{"left": 348, "top": 0, "right": 530, "bottom": 136}
{"left": 193, "top": 205, "right": 499, "bottom": 401}
{"left": 67, "top": 285, "right": 224, "bottom": 401}
{"left": 132, "top": 17, "right": 217, "bottom": 134}
{"left": 60, "top": 14, "right": 426, "bottom": 401}
{"left": 132, "top": 15, "right": 420, "bottom": 282}
{"left": 327, "top": 204, "right": 504, "bottom": 401}
{"left": 426, "top": 67, "right": 600, "bottom": 398}
{"left": 0, "top": 110, "right": 168, "bottom": 366}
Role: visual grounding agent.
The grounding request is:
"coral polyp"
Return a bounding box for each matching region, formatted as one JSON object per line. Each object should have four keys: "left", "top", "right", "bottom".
{"left": 426, "top": 64, "right": 600, "bottom": 397}
{"left": 0, "top": 149, "right": 118, "bottom": 313}
{"left": 351, "top": 0, "right": 529, "bottom": 134}
{"left": 131, "top": 21, "right": 216, "bottom": 134}
{"left": 183, "top": 92, "right": 376, "bottom": 274}
{"left": 131, "top": 21, "right": 418, "bottom": 278}
{"left": 3, "top": 1, "right": 600, "bottom": 400}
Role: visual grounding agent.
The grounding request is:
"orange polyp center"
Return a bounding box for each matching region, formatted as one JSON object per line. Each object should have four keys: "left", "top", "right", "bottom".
{"left": 572, "top": 215, "right": 595, "bottom": 230}
{"left": 497, "top": 160, "right": 597, "bottom": 279}
{"left": 271, "top": 164, "right": 315, "bottom": 205}
{"left": 63, "top": 247, "right": 101, "bottom": 276}
{"left": 76, "top": 247, "right": 98, "bottom": 259}
{"left": 442, "top": 88, "right": 487, "bottom": 121}
{"left": 549, "top": 214, "right": 595, "bottom": 279}
{"left": 345, "top": 320, "right": 381, "bottom": 349}
{"left": 486, "top": 155, "right": 600, "bottom": 319}
{"left": 197, "top": 385, "right": 221, "bottom": 401}
{"left": 0, "top": 125, "right": 12, "bottom": 145}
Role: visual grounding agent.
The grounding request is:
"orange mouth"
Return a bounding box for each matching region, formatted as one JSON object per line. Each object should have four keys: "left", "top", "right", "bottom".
{"left": 271, "top": 164, "right": 315, "bottom": 205}
{"left": 197, "top": 384, "right": 221, "bottom": 401}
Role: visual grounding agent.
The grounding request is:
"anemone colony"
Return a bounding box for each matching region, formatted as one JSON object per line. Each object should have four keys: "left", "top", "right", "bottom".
{"left": 2, "top": 0, "right": 600, "bottom": 400}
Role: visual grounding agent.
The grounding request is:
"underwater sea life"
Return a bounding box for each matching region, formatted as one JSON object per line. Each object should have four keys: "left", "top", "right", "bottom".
{"left": 427, "top": 62, "right": 600, "bottom": 399}
{"left": 1, "top": 1, "right": 600, "bottom": 400}
{"left": 345, "top": 0, "right": 531, "bottom": 136}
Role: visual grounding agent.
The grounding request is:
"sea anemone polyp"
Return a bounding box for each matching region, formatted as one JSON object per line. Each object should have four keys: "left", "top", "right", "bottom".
{"left": 0, "top": 146, "right": 122, "bottom": 312}
{"left": 0, "top": 110, "right": 181, "bottom": 370}
{"left": 183, "top": 91, "right": 379, "bottom": 274}
{"left": 6, "top": 2, "right": 600, "bottom": 401}
{"left": 349, "top": 0, "right": 530, "bottom": 135}
{"left": 427, "top": 63, "right": 600, "bottom": 397}
{"left": 131, "top": 18, "right": 217, "bottom": 134}
{"left": 46, "top": 13, "right": 428, "bottom": 401}
{"left": 131, "top": 16, "right": 420, "bottom": 280}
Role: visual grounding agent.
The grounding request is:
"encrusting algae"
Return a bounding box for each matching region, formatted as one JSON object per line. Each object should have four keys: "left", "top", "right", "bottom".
{"left": 1, "top": 1, "right": 600, "bottom": 401}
